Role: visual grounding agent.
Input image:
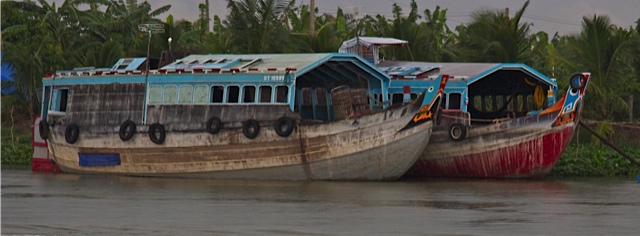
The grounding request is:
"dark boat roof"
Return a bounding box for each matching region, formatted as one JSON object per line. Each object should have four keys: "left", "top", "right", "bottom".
{"left": 377, "top": 61, "right": 557, "bottom": 88}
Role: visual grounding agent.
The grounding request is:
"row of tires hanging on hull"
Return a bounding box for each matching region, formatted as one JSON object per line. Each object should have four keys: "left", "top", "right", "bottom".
{"left": 38, "top": 116, "right": 297, "bottom": 145}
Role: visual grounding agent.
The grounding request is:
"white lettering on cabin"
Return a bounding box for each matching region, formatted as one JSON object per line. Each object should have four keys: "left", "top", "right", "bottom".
{"left": 264, "top": 75, "right": 285, "bottom": 81}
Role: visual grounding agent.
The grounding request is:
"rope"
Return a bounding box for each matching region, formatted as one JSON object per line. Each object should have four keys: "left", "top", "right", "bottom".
{"left": 439, "top": 113, "right": 507, "bottom": 123}
{"left": 581, "top": 119, "right": 640, "bottom": 129}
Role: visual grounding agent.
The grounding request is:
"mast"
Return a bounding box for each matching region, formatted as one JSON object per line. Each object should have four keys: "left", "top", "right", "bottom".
{"left": 309, "top": 0, "right": 315, "bottom": 33}
{"left": 206, "top": 0, "right": 211, "bottom": 33}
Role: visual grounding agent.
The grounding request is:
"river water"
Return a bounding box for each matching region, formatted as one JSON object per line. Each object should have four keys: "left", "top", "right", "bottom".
{"left": 2, "top": 170, "right": 639, "bottom": 235}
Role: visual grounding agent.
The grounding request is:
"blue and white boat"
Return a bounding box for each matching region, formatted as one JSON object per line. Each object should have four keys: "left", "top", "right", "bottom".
{"left": 38, "top": 53, "right": 445, "bottom": 180}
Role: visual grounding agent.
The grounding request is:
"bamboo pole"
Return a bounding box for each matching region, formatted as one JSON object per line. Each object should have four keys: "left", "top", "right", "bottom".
{"left": 630, "top": 94, "right": 633, "bottom": 122}
{"left": 578, "top": 121, "right": 640, "bottom": 168}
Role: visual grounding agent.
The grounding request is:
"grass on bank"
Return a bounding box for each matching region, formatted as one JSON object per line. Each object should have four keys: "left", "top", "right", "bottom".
{"left": 548, "top": 144, "right": 640, "bottom": 177}
{"left": 1, "top": 125, "right": 33, "bottom": 166}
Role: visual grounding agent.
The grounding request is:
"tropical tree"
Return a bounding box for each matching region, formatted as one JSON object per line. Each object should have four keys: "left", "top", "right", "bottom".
{"left": 1, "top": 0, "right": 70, "bottom": 118}
{"left": 101, "top": 0, "right": 171, "bottom": 57}
{"left": 563, "top": 15, "right": 638, "bottom": 122}
{"left": 455, "top": 0, "right": 532, "bottom": 63}
{"left": 224, "top": 0, "right": 293, "bottom": 53}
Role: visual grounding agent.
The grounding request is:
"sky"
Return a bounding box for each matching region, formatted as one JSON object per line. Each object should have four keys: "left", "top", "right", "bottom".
{"left": 50, "top": 0, "right": 640, "bottom": 35}
{"left": 152, "top": 0, "right": 639, "bottom": 35}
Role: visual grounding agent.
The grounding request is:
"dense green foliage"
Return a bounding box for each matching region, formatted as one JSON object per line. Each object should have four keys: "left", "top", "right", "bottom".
{"left": 1, "top": 0, "right": 640, "bottom": 175}
{"left": 1, "top": 126, "right": 32, "bottom": 166}
{"left": 549, "top": 144, "right": 640, "bottom": 177}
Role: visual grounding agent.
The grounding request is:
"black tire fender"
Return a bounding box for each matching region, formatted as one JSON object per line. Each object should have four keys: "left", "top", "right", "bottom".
{"left": 148, "top": 123, "right": 166, "bottom": 145}
{"left": 119, "top": 120, "right": 136, "bottom": 141}
{"left": 274, "top": 117, "right": 295, "bottom": 137}
{"left": 65, "top": 123, "right": 80, "bottom": 144}
{"left": 206, "top": 116, "right": 222, "bottom": 134}
{"left": 243, "top": 119, "right": 260, "bottom": 139}
{"left": 448, "top": 123, "right": 467, "bottom": 141}
{"left": 39, "top": 119, "right": 50, "bottom": 140}
{"left": 569, "top": 73, "right": 586, "bottom": 90}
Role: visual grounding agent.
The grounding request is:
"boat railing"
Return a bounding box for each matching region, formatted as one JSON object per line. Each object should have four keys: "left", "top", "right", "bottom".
{"left": 45, "top": 67, "right": 298, "bottom": 79}
{"left": 435, "top": 110, "right": 471, "bottom": 131}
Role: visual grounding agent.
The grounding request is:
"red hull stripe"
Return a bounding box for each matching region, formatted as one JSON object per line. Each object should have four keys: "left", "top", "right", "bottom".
{"left": 407, "top": 126, "right": 574, "bottom": 178}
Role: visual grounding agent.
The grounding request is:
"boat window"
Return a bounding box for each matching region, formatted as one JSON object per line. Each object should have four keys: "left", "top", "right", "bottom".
{"left": 391, "top": 93, "right": 403, "bottom": 105}
{"left": 211, "top": 85, "right": 224, "bottom": 103}
{"left": 496, "top": 95, "right": 505, "bottom": 110}
{"left": 517, "top": 95, "right": 524, "bottom": 112}
{"left": 484, "top": 96, "right": 493, "bottom": 112}
{"left": 50, "top": 88, "right": 69, "bottom": 112}
{"left": 527, "top": 94, "right": 535, "bottom": 111}
{"left": 116, "top": 59, "right": 133, "bottom": 70}
{"left": 301, "top": 88, "right": 313, "bottom": 105}
{"left": 242, "top": 86, "right": 256, "bottom": 103}
{"left": 259, "top": 86, "right": 272, "bottom": 103}
{"left": 227, "top": 86, "right": 240, "bottom": 103}
{"left": 449, "top": 93, "right": 461, "bottom": 110}
{"left": 506, "top": 95, "right": 514, "bottom": 111}
{"left": 316, "top": 88, "right": 328, "bottom": 105}
{"left": 441, "top": 93, "right": 448, "bottom": 109}
{"left": 473, "top": 95, "right": 482, "bottom": 112}
{"left": 411, "top": 93, "right": 418, "bottom": 100}
{"left": 374, "top": 93, "right": 383, "bottom": 105}
{"left": 178, "top": 85, "right": 193, "bottom": 103}
{"left": 148, "top": 86, "right": 162, "bottom": 103}
{"left": 275, "top": 85, "right": 288, "bottom": 103}
{"left": 194, "top": 85, "right": 208, "bottom": 103}
{"left": 163, "top": 86, "right": 177, "bottom": 103}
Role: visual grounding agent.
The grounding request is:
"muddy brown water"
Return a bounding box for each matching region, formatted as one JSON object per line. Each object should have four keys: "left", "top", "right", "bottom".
{"left": 2, "top": 170, "right": 639, "bottom": 235}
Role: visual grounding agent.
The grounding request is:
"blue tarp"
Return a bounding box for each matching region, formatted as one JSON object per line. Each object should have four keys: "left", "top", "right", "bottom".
{"left": 79, "top": 153, "right": 121, "bottom": 166}
{"left": 1, "top": 52, "right": 16, "bottom": 95}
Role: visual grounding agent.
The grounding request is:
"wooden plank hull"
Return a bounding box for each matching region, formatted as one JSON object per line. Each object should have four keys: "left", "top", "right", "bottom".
{"left": 406, "top": 119, "right": 575, "bottom": 179}
{"left": 48, "top": 106, "right": 432, "bottom": 181}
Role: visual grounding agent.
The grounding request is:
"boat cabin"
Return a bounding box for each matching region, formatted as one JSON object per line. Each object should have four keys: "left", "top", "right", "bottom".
{"left": 379, "top": 61, "right": 558, "bottom": 125}
{"left": 41, "top": 53, "right": 415, "bottom": 129}
{"left": 337, "top": 36, "right": 558, "bottom": 126}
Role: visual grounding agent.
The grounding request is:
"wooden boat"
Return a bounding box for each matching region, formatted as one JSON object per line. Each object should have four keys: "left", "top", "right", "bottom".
{"left": 38, "top": 53, "right": 446, "bottom": 180}
{"left": 340, "top": 37, "right": 591, "bottom": 178}
{"left": 384, "top": 62, "right": 590, "bottom": 178}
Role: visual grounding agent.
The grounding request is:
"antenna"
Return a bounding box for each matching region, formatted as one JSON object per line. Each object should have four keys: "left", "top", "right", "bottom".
{"left": 138, "top": 24, "right": 165, "bottom": 125}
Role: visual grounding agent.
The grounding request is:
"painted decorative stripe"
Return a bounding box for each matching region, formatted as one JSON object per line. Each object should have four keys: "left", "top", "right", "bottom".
{"left": 78, "top": 153, "right": 121, "bottom": 166}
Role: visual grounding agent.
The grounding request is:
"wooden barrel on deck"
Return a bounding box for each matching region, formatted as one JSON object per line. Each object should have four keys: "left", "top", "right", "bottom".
{"left": 331, "top": 86, "right": 353, "bottom": 120}
{"left": 351, "top": 89, "right": 371, "bottom": 115}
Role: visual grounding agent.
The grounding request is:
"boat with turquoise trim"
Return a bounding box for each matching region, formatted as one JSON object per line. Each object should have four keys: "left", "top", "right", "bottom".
{"left": 38, "top": 53, "right": 445, "bottom": 180}
{"left": 340, "top": 37, "right": 591, "bottom": 178}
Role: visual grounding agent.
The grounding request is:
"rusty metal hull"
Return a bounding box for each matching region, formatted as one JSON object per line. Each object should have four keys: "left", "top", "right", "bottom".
{"left": 48, "top": 105, "right": 432, "bottom": 181}
{"left": 406, "top": 116, "right": 576, "bottom": 179}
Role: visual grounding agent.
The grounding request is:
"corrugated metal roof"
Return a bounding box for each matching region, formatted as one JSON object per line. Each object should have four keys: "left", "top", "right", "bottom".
{"left": 162, "top": 54, "right": 332, "bottom": 71}
{"left": 379, "top": 61, "right": 500, "bottom": 78}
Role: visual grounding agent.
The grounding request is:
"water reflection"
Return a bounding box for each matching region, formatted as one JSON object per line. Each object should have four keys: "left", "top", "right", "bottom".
{"left": 2, "top": 170, "right": 639, "bottom": 235}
